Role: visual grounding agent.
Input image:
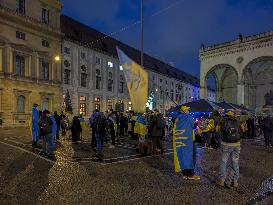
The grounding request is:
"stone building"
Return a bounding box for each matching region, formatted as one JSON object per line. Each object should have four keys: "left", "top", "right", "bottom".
{"left": 200, "top": 31, "right": 273, "bottom": 110}
{"left": 60, "top": 15, "right": 200, "bottom": 117}
{"left": 0, "top": 0, "right": 63, "bottom": 127}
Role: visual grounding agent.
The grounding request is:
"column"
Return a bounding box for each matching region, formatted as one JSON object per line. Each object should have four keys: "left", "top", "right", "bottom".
{"left": 35, "top": 53, "right": 40, "bottom": 80}
{"left": 5, "top": 46, "right": 13, "bottom": 74}
{"left": 237, "top": 83, "right": 244, "bottom": 106}
{"left": 0, "top": 48, "right": 3, "bottom": 73}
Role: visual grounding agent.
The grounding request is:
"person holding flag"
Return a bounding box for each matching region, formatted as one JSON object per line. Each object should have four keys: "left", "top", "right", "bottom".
{"left": 173, "top": 105, "right": 200, "bottom": 180}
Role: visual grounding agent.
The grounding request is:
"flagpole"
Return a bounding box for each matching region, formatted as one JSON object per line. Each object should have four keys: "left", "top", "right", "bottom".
{"left": 141, "top": 0, "right": 144, "bottom": 67}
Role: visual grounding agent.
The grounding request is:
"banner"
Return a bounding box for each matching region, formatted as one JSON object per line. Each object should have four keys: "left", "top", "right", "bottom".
{"left": 117, "top": 47, "right": 148, "bottom": 113}
{"left": 173, "top": 113, "right": 194, "bottom": 172}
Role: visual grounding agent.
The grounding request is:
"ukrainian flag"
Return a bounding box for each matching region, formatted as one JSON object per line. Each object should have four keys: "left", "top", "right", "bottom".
{"left": 173, "top": 113, "right": 195, "bottom": 173}
{"left": 117, "top": 47, "right": 148, "bottom": 113}
{"left": 134, "top": 114, "right": 147, "bottom": 136}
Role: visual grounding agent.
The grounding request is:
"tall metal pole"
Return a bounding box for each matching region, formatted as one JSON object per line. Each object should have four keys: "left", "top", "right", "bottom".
{"left": 141, "top": 0, "right": 144, "bottom": 67}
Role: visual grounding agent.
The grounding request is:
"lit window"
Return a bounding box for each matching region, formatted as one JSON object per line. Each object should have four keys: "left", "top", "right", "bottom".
{"left": 17, "top": 95, "right": 25, "bottom": 113}
{"left": 119, "top": 65, "right": 123, "bottom": 70}
{"left": 79, "top": 96, "right": 87, "bottom": 116}
{"left": 108, "top": 61, "right": 113, "bottom": 68}
{"left": 42, "top": 8, "right": 49, "bottom": 24}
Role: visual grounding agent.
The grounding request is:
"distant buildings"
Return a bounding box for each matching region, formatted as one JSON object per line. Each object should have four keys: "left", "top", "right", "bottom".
{"left": 0, "top": 0, "right": 204, "bottom": 127}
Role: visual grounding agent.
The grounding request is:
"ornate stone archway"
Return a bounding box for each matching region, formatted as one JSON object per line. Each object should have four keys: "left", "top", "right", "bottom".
{"left": 205, "top": 64, "right": 238, "bottom": 103}
{"left": 242, "top": 56, "right": 273, "bottom": 109}
{"left": 200, "top": 30, "right": 273, "bottom": 109}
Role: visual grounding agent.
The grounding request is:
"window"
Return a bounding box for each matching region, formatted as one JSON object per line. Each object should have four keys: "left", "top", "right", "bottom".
{"left": 64, "top": 60, "right": 70, "bottom": 67}
{"left": 16, "top": 31, "right": 25, "bottom": 40}
{"left": 17, "top": 95, "right": 25, "bottom": 113}
{"left": 64, "top": 47, "right": 70, "bottom": 55}
{"left": 64, "top": 69, "right": 71, "bottom": 84}
{"left": 108, "top": 72, "right": 113, "bottom": 92}
{"left": 42, "top": 40, "right": 50, "bottom": 47}
{"left": 16, "top": 0, "right": 25, "bottom": 14}
{"left": 170, "top": 89, "right": 174, "bottom": 100}
{"left": 96, "top": 57, "right": 101, "bottom": 64}
{"left": 108, "top": 61, "right": 113, "bottom": 68}
{"left": 95, "top": 69, "right": 101, "bottom": 89}
{"left": 79, "top": 96, "right": 87, "bottom": 116}
{"left": 95, "top": 97, "right": 100, "bottom": 111}
{"left": 40, "top": 61, "right": 49, "bottom": 80}
{"left": 42, "top": 8, "right": 49, "bottom": 24}
{"left": 42, "top": 98, "right": 49, "bottom": 111}
{"left": 81, "top": 65, "right": 87, "bottom": 72}
{"left": 81, "top": 52, "right": 86, "bottom": 60}
{"left": 107, "top": 99, "right": 113, "bottom": 109}
{"left": 15, "top": 55, "right": 25, "bottom": 76}
{"left": 160, "top": 79, "right": 162, "bottom": 83}
{"left": 119, "top": 75, "right": 124, "bottom": 93}
{"left": 81, "top": 73, "right": 87, "bottom": 88}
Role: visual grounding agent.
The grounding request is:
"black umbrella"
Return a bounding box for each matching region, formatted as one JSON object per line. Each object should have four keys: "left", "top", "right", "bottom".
{"left": 167, "top": 99, "right": 220, "bottom": 113}
{"left": 216, "top": 101, "right": 234, "bottom": 111}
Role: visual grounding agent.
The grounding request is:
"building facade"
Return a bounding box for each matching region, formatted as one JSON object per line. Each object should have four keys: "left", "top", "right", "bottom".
{"left": 200, "top": 31, "right": 273, "bottom": 110}
{"left": 0, "top": 0, "right": 63, "bottom": 127}
{"left": 61, "top": 15, "right": 200, "bottom": 117}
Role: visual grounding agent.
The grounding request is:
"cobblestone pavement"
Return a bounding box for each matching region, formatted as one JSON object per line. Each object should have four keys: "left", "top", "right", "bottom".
{"left": 0, "top": 128, "right": 273, "bottom": 205}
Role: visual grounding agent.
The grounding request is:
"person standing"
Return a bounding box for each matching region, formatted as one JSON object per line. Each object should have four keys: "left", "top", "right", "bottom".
{"left": 108, "top": 109, "right": 116, "bottom": 148}
{"left": 31, "top": 104, "right": 40, "bottom": 151}
{"left": 92, "top": 112, "right": 107, "bottom": 161}
{"left": 71, "top": 116, "right": 82, "bottom": 143}
{"left": 53, "top": 111, "right": 61, "bottom": 142}
{"left": 173, "top": 106, "right": 200, "bottom": 180}
{"left": 50, "top": 113, "right": 57, "bottom": 153}
{"left": 39, "top": 110, "right": 53, "bottom": 156}
{"left": 217, "top": 111, "right": 241, "bottom": 188}
{"left": 119, "top": 113, "right": 126, "bottom": 137}
{"left": 148, "top": 109, "right": 165, "bottom": 154}
{"left": 261, "top": 115, "right": 273, "bottom": 147}
{"left": 60, "top": 111, "right": 67, "bottom": 136}
{"left": 89, "top": 109, "right": 100, "bottom": 151}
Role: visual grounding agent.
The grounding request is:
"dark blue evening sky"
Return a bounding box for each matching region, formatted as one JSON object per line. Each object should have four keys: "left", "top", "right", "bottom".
{"left": 62, "top": 0, "right": 273, "bottom": 77}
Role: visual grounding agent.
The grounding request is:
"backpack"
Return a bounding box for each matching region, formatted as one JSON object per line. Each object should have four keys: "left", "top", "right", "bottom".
{"left": 221, "top": 117, "right": 240, "bottom": 143}
{"left": 40, "top": 117, "right": 52, "bottom": 136}
{"left": 93, "top": 115, "right": 106, "bottom": 133}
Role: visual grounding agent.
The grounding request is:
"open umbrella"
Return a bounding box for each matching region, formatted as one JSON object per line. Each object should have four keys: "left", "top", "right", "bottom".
{"left": 167, "top": 99, "right": 220, "bottom": 113}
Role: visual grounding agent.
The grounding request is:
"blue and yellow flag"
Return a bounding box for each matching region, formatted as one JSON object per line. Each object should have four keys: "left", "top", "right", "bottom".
{"left": 173, "top": 113, "right": 195, "bottom": 172}
{"left": 117, "top": 47, "right": 148, "bottom": 113}
{"left": 134, "top": 114, "right": 147, "bottom": 136}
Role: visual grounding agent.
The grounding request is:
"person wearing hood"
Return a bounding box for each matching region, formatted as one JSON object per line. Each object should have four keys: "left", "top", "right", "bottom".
{"left": 173, "top": 106, "right": 200, "bottom": 180}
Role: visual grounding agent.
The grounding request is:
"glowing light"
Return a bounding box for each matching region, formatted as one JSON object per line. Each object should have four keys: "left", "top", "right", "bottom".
{"left": 54, "top": 55, "right": 60, "bottom": 61}
{"left": 119, "top": 65, "right": 123, "bottom": 70}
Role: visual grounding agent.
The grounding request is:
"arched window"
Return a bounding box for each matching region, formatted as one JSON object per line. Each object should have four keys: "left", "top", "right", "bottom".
{"left": 17, "top": 95, "right": 25, "bottom": 113}
{"left": 42, "top": 97, "right": 49, "bottom": 111}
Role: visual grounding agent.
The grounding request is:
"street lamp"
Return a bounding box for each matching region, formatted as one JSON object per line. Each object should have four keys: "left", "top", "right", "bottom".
{"left": 54, "top": 55, "right": 60, "bottom": 62}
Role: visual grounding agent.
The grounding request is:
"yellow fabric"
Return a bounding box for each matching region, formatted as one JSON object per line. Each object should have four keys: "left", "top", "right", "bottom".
{"left": 202, "top": 119, "right": 215, "bottom": 133}
{"left": 215, "top": 125, "right": 221, "bottom": 132}
{"left": 240, "top": 122, "right": 248, "bottom": 133}
{"left": 180, "top": 105, "right": 190, "bottom": 112}
{"left": 226, "top": 111, "right": 235, "bottom": 117}
{"left": 28, "top": 117, "right": 32, "bottom": 136}
{"left": 80, "top": 121, "right": 88, "bottom": 129}
{"left": 134, "top": 122, "right": 147, "bottom": 136}
{"left": 128, "top": 123, "right": 132, "bottom": 131}
{"left": 173, "top": 118, "right": 181, "bottom": 173}
{"left": 222, "top": 141, "right": 241, "bottom": 147}
{"left": 122, "top": 62, "right": 148, "bottom": 113}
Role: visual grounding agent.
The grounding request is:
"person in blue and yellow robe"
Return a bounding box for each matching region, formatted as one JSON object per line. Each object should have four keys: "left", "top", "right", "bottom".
{"left": 30, "top": 103, "right": 40, "bottom": 150}
{"left": 173, "top": 105, "right": 200, "bottom": 180}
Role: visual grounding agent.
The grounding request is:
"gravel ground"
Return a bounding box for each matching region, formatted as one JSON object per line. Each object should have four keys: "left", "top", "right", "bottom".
{"left": 0, "top": 128, "right": 273, "bottom": 205}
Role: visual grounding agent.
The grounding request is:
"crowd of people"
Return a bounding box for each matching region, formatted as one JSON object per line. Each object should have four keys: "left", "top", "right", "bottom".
{"left": 30, "top": 102, "right": 273, "bottom": 187}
